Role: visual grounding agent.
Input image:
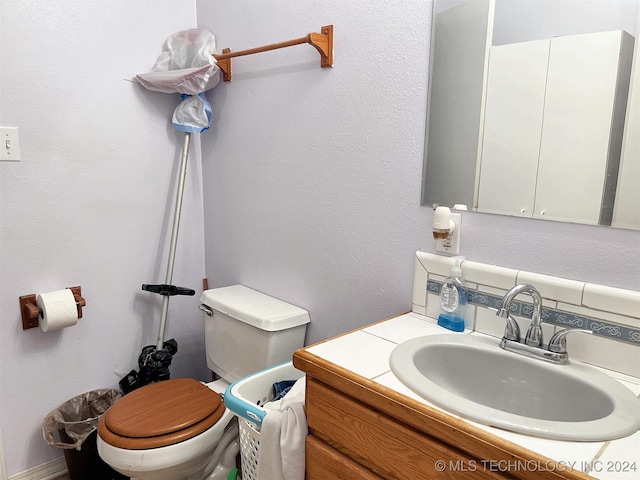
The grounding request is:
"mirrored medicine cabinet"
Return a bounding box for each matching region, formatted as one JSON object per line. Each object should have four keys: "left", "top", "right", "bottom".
{"left": 422, "top": 0, "right": 640, "bottom": 230}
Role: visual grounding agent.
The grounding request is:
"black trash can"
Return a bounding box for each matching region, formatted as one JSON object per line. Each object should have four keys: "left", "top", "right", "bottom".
{"left": 42, "top": 389, "right": 128, "bottom": 479}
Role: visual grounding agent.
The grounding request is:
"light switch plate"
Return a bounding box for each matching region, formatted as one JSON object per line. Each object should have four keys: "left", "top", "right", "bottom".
{"left": 1, "top": 127, "right": 21, "bottom": 162}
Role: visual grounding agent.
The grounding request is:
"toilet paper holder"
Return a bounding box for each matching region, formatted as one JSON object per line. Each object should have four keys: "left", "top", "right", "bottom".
{"left": 19, "top": 286, "right": 86, "bottom": 330}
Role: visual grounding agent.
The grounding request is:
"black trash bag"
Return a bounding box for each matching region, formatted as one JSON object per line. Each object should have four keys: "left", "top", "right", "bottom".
{"left": 42, "top": 389, "right": 120, "bottom": 450}
{"left": 119, "top": 339, "right": 178, "bottom": 394}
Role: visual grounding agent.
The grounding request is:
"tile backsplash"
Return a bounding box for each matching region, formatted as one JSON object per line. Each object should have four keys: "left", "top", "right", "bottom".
{"left": 412, "top": 251, "right": 640, "bottom": 378}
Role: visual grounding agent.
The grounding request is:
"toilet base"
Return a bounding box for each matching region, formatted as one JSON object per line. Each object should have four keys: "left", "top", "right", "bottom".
{"left": 98, "top": 409, "right": 237, "bottom": 480}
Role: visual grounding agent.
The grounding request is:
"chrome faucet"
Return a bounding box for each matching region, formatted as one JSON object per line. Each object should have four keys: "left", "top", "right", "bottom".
{"left": 497, "top": 284, "right": 543, "bottom": 347}
{"left": 496, "top": 284, "right": 592, "bottom": 364}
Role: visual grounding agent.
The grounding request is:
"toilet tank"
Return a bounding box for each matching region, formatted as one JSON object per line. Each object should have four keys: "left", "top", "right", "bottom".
{"left": 199, "top": 285, "right": 310, "bottom": 383}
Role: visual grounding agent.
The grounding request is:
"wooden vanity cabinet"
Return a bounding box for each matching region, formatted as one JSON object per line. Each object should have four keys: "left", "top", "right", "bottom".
{"left": 306, "top": 435, "right": 383, "bottom": 480}
{"left": 293, "top": 348, "right": 592, "bottom": 480}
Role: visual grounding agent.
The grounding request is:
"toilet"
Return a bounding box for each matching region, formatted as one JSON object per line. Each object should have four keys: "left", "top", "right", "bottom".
{"left": 97, "top": 285, "right": 310, "bottom": 480}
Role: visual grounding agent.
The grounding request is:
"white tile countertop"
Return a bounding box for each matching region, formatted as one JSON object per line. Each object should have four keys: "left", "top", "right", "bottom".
{"left": 305, "top": 313, "right": 640, "bottom": 479}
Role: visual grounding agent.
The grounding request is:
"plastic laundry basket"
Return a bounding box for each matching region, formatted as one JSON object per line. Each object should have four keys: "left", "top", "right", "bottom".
{"left": 224, "top": 362, "right": 304, "bottom": 480}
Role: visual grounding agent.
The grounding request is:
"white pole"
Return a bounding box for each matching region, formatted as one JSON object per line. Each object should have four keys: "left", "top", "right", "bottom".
{"left": 156, "top": 132, "right": 191, "bottom": 350}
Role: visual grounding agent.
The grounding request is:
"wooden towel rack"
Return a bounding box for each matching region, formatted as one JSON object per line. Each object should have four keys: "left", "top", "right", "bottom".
{"left": 213, "top": 25, "right": 334, "bottom": 82}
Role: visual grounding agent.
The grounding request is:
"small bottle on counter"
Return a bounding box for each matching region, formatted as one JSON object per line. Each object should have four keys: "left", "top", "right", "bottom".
{"left": 437, "top": 256, "right": 467, "bottom": 332}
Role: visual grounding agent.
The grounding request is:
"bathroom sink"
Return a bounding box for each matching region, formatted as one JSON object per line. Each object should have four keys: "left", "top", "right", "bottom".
{"left": 389, "top": 334, "right": 640, "bottom": 441}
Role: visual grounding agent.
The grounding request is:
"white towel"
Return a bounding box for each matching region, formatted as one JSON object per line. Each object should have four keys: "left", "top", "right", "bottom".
{"left": 256, "top": 376, "right": 307, "bottom": 480}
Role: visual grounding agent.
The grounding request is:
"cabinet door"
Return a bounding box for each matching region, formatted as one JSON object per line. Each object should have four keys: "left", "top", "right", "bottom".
{"left": 534, "top": 31, "right": 624, "bottom": 223}
{"left": 306, "top": 378, "right": 506, "bottom": 479}
{"left": 476, "top": 39, "right": 549, "bottom": 216}
{"left": 306, "top": 435, "right": 383, "bottom": 480}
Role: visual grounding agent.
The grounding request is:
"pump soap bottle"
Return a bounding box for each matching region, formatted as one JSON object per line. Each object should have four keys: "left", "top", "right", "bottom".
{"left": 437, "top": 256, "right": 467, "bottom": 332}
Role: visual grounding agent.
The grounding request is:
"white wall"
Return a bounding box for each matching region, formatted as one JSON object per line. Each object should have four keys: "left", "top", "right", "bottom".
{"left": 196, "top": 0, "right": 640, "bottom": 349}
{"left": 196, "top": 0, "right": 432, "bottom": 343}
{"left": 1, "top": 0, "right": 639, "bottom": 476}
{"left": 493, "top": 0, "right": 638, "bottom": 45}
{"left": 0, "top": 0, "right": 206, "bottom": 475}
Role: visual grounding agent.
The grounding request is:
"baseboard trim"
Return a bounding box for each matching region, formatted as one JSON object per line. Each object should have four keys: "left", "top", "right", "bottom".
{"left": 8, "top": 457, "right": 67, "bottom": 480}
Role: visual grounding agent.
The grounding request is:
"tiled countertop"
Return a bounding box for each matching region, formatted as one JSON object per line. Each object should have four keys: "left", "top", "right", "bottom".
{"left": 305, "top": 312, "right": 640, "bottom": 480}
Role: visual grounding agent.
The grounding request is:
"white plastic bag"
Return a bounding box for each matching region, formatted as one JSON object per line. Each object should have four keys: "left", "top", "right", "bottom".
{"left": 136, "top": 29, "right": 220, "bottom": 132}
{"left": 42, "top": 389, "right": 121, "bottom": 450}
{"left": 136, "top": 29, "right": 220, "bottom": 95}
{"left": 172, "top": 93, "right": 212, "bottom": 132}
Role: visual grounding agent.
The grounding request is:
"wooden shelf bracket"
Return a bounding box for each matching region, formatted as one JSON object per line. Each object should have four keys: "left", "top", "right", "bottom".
{"left": 213, "top": 25, "right": 334, "bottom": 82}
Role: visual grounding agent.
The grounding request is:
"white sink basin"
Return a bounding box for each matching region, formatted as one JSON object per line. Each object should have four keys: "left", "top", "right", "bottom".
{"left": 390, "top": 334, "right": 640, "bottom": 441}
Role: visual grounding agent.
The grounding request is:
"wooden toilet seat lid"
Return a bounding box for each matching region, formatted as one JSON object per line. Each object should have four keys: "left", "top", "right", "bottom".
{"left": 98, "top": 378, "right": 225, "bottom": 449}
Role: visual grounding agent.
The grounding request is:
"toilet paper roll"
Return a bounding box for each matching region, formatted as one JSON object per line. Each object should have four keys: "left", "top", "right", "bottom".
{"left": 36, "top": 289, "right": 78, "bottom": 332}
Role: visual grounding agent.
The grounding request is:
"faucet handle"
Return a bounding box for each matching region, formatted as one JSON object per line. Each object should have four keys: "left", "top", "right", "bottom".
{"left": 524, "top": 323, "right": 544, "bottom": 348}
{"left": 503, "top": 314, "right": 521, "bottom": 342}
{"left": 547, "top": 328, "right": 593, "bottom": 353}
{"left": 490, "top": 306, "right": 520, "bottom": 342}
{"left": 489, "top": 307, "right": 521, "bottom": 342}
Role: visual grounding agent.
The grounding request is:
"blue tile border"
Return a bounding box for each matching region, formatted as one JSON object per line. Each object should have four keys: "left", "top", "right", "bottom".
{"left": 427, "top": 280, "right": 640, "bottom": 346}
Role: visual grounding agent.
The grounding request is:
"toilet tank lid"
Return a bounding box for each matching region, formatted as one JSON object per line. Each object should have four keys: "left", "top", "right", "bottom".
{"left": 200, "top": 285, "right": 310, "bottom": 331}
